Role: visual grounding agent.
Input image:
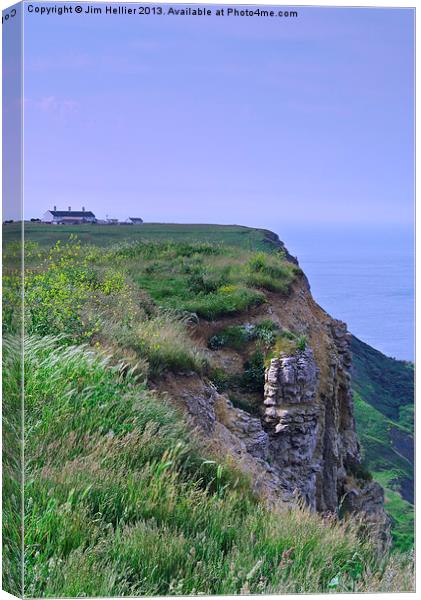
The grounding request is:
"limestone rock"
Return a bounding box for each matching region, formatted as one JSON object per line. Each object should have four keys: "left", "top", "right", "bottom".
{"left": 342, "top": 480, "right": 392, "bottom": 551}
{"left": 162, "top": 281, "right": 390, "bottom": 550}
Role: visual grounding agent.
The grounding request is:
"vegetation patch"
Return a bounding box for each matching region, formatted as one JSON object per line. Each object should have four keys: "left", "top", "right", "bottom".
{"left": 3, "top": 335, "right": 412, "bottom": 596}
{"left": 246, "top": 252, "right": 299, "bottom": 293}
{"left": 353, "top": 392, "right": 414, "bottom": 551}
{"left": 208, "top": 322, "right": 308, "bottom": 396}
{"left": 182, "top": 285, "right": 266, "bottom": 320}
{"left": 114, "top": 312, "right": 208, "bottom": 377}
{"left": 352, "top": 336, "right": 414, "bottom": 552}
{"left": 121, "top": 243, "right": 297, "bottom": 320}
{"left": 6, "top": 222, "right": 289, "bottom": 252}
{"left": 208, "top": 320, "right": 279, "bottom": 351}
{"left": 1, "top": 225, "right": 414, "bottom": 594}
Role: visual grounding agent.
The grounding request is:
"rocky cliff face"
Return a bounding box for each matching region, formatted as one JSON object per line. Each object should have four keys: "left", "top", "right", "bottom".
{"left": 159, "top": 269, "right": 391, "bottom": 548}
{"left": 263, "top": 348, "right": 321, "bottom": 509}
{"left": 261, "top": 323, "right": 389, "bottom": 548}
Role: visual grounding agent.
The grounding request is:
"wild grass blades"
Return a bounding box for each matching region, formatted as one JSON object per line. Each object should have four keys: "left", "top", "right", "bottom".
{"left": 246, "top": 251, "right": 299, "bottom": 292}
{"left": 9, "top": 334, "right": 413, "bottom": 596}
{"left": 100, "top": 309, "right": 208, "bottom": 378}
{"left": 123, "top": 241, "right": 297, "bottom": 318}
{"left": 133, "top": 315, "right": 207, "bottom": 376}
{"left": 2, "top": 335, "right": 23, "bottom": 596}
{"left": 2, "top": 232, "right": 414, "bottom": 595}
{"left": 182, "top": 285, "right": 266, "bottom": 320}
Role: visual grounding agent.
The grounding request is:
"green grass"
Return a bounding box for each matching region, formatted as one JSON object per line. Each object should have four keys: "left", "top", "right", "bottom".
{"left": 246, "top": 251, "right": 298, "bottom": 292}
{"left": 107, "top": 312, "right": 208, "bottom": 377}
{"left": 353, "top": 392, "right": 414, "bottom": 551}
{"left": 2, "top": 336, "right": 23, "bottom": 597}
{"left": 121, "top": 242, "right": 296, "bottom": 319}
{"left": 182, "top": 286, "right": 266, "bottom": 319}
{"left": 351, "top": 335, "right": 414, "bottom": 552}
{"left": 2, "top": 224, "right": 415, "bottom": 594}
{"left": 351, "top": 335, "right": 414, "bottom": 421}
{"left": 4, "top": 222, "right": 287, "bottom": 252}
{"left": 13, "top": 235, "right": 297, "bottom": 323}
{"left": 208, "top": 320, "right": 280, "bottom": 351}
{"left": 3, "top": 335, "right": 412, "bottom": 596}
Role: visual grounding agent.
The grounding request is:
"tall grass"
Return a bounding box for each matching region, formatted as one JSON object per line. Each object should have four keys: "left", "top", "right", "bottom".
{"left": 182, "top": 285, "right": 265, "bottom": 320}
{"left": 2, "top": 235, "right": 414, "bottom": 595}
{"left": 9, "top": 335, "right": 413, "bottom": 597}
{"left": 122, "top": 242, "right": 297, "bottom": 318}
{"left": 2, "top": 335, "right": 23, "bottom": 597}
{"left": 246, "top": 252, "right": 298, "bottom": 292}
{"left": 102, "top": 312, "right": 208, "bottom": 377}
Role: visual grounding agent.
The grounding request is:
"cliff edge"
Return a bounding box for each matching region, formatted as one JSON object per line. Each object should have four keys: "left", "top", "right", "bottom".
{"left": 157, "top": 264, "right": 391, "bottom": 549}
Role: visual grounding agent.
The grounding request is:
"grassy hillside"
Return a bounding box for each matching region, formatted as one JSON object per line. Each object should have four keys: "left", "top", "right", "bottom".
{"left": 4, "top": 222, "right": 286, "bottom": 252}
{"left": 351, "top": 336, "right": 414, "bottom": 551}
{"left": 2, "top": 223, "right": 414, "bottom": 594}
{"left": 351, "top": 335, "right": 414, "bottom": 421}
{"left": 3, "top": 334, "right": 412, "bottom": 596}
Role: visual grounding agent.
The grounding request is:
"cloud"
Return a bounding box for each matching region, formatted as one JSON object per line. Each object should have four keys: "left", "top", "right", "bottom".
{"left": 28, "top": 96, "right": 80, "bottom": 119}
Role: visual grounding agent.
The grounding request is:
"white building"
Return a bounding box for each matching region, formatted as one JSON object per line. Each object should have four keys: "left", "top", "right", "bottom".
{"left": 42, "top": 206, "right": 97, "bottom": 224}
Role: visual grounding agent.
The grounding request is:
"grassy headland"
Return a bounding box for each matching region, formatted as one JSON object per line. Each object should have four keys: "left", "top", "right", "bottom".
{"left": 2, "top": 222, "right": 414, "bottom": 595}
{"left": 4, "top": 222, "right": 287, "bottom": 252}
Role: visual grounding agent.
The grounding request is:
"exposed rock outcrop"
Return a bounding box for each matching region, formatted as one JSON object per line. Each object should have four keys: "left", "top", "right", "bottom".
{"left": 260, "top": 334, "right": 390, "bottom": 547}
{"left": 160, "top": 268, "right": 391, "bottom": 549}
{"left": 263, "top": 349, "right": 321, "bottom": 509}
{"left": 342, "top": 479, "right": 392, "bottom": 551}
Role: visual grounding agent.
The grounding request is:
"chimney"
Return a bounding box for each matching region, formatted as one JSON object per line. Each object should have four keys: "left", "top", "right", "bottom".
{"left": 53, "top": 205, "right": 57, "bottom": 211}
{"left": 68, "top": 206, "right": 71, "bottom": 212}
{"left": 82, "top": 206, "right": 85, "bottom": 212}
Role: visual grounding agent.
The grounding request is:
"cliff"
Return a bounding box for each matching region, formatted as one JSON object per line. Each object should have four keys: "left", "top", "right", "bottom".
{"left": 11, "top": 222, "right": 397, "bottom": 547}
{"left": 157, "top": 271, "right": 391, "bottom": 549}
{"left": 5, "top": 222, "right": 413, "bottom": 597}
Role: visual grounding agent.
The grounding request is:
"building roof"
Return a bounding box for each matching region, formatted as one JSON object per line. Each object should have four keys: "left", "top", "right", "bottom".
{"left": 49, "top": 210, "right": 96, "bottom": 218}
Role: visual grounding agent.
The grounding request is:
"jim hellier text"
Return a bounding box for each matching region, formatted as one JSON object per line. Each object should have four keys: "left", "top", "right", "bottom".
{"left": 26, "top": 5, "right": 299, "bottom": 18}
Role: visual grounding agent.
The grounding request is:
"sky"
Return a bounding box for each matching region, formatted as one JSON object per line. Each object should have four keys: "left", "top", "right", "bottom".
{"left": 17, "top": 2, "right": 414, "bottom": 227}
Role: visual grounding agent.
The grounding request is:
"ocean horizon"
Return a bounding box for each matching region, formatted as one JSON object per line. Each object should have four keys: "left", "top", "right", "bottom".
{"left": 278, "top": 223, "right": 414, "bottom": 362}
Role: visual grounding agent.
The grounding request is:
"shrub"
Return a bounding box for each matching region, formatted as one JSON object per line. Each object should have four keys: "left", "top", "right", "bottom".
{"left": 228, "top": 392, "right": 260, "bottom": 416}
{"left": 347, "top": 461, "right": 373, "bottom": 483}
{"left": 241, "top": 350, "right": 266, "bottom": 392}
{"left": 296, "top": 334, "right": 308, "bottom": 351}
{"left": 209, "top": 367, "right": 233, "bottom": 392}
{"left": 23, "top": 239, "right": 134, "bottom": 341}
{"left": 208, "top": 324, "right": 254, "bottom": 351}
{"left": 208, "top": 320, "right": 279, "bottom": 351}
{"left": 208, "top": 334, "right": 226, "bottom": 351}
{"left": 24, "top": 266, "right": 97, "bottom": 338}
{"left": 254, "top": 319, "right": 280, "bottom": 346}
{"left": 184, "top": 286, "right": 265, "bottom": 320}
{"left": 187, "top": 268, "right": 227, "bottom": 295}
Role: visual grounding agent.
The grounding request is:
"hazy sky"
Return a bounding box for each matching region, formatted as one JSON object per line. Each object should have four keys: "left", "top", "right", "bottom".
{"left": 21, "top": 3, "right": 414, "bottom": 226}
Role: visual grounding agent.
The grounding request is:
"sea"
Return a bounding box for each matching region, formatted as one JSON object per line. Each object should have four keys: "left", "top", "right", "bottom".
{"left": 277, "top": 224, "right": 414, "bottom": 362}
